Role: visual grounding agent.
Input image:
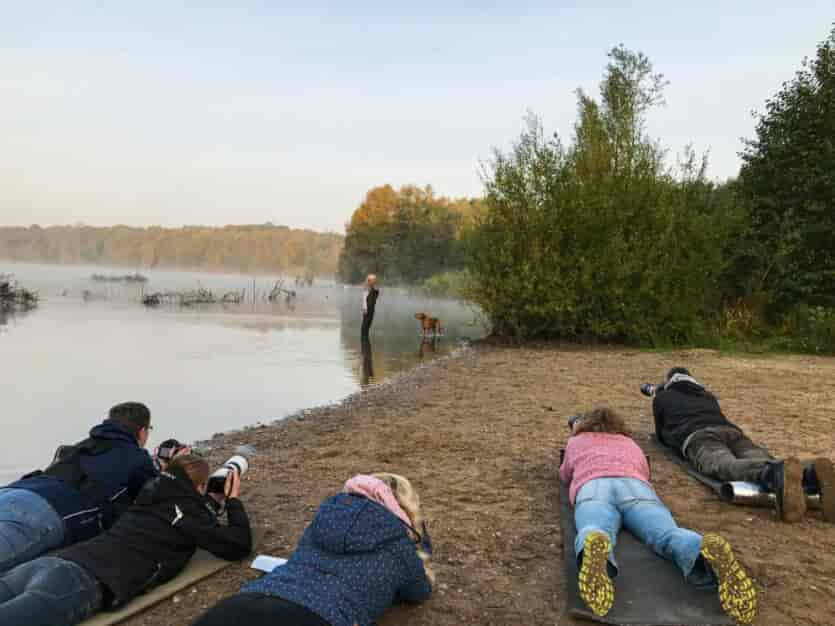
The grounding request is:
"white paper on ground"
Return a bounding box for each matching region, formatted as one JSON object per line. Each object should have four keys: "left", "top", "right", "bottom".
{"left": 250, "top": 554, "right": 288, "bottom": 572}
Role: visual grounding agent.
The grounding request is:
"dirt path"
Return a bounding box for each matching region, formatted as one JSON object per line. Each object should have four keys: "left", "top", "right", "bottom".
{"left": 130, "top": 344, "right": 835, "bottom": 626}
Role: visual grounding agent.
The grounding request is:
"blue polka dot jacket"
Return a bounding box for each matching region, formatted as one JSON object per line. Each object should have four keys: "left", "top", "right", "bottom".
{"left": 241, "top": 493, "right": 432, "bottom": 626}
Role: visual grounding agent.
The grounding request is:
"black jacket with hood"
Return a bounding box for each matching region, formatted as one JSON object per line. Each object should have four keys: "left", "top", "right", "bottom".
{"left": 652, "top": 379, "right": 740, "bottom": 450}
{"left": 56, "top": 464, "right": 252, "bottom": 608}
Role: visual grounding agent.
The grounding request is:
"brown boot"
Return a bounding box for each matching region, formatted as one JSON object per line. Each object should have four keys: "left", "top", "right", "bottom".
{"left": 779, "top": 457, "right": 807, "bottom": 523}
{"left": 814, "top": 458, "right": 835, "bottom": 523}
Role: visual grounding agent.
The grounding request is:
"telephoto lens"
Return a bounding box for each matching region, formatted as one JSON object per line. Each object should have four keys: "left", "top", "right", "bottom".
{"left": 207, "top": 450, "right": 251, "bottom": 494}
{"left": 639, "top": 383, "right": 657, "bottom": 397}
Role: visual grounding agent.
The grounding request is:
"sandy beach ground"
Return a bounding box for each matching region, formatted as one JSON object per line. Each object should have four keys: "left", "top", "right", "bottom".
{"left": 129, "top": 343, "right": 835, "bottom": 626}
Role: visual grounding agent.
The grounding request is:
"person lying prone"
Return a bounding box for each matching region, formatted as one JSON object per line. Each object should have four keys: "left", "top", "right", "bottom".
{"left": 560, "top": 407, "right": 757, "bottom": 626}
{"left": 0, "top": 455, "right": 252, "bottom": 626}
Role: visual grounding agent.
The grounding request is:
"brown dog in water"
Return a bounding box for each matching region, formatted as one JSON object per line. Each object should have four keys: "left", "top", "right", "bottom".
{"left": 415, "top": 312, "right": 443, "bottom": 337}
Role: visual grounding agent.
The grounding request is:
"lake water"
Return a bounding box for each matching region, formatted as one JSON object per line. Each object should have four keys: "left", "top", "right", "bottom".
{"left": 0, "top": 262, "right": 486, "bottom": 483}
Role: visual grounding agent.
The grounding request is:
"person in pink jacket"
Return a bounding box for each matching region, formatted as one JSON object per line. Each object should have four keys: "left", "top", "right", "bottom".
{"left": 560, "top": 407, "right": 757, "bottom": 626}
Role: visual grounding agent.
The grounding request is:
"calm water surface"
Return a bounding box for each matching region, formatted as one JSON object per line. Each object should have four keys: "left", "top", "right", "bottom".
{"left": 0, "top": 263, "right": 486, "bottom": 482}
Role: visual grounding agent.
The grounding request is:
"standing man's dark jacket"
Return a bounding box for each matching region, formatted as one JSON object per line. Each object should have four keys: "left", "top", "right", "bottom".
{"left": 56, "top": 466, "right": 252, "bottom": 608}
{"left": 364, "top": 286, "right": 379, "bottom": 320}
{"left": 653, "top": 378, "right": 739, "bottom": 451}
{"left": 6, "top": 420, "right": 157, "bottom": 544}
{"left": 361, "top": 285, "right": 380, "bottom": 339}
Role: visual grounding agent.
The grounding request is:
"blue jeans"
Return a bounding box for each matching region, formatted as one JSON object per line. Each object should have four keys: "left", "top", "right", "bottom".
{"left": 574, "top": 477, "right": 715, "bottom": 588}
{"left": 0, "top": 556, "right": 102, "bottom": 626}
{"left": 0, "top": 489, "right": 65, "bottom": 573}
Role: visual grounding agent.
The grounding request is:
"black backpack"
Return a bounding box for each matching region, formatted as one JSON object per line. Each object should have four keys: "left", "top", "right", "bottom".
{"left": 23, "top": 438, "right": 125, "bottom": 531}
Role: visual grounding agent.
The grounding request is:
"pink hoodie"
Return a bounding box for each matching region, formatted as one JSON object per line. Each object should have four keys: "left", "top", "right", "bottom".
{"left": 559, "top": 432, "right": 651, "bottom": 505}
{"left": 344, "top": 475, "right": 414, "bottom": 534}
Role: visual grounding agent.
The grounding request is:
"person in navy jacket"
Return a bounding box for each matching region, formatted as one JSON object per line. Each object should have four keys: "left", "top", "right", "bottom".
{"left": 0, "top": 402, "right": 158, "bottom": 572}
{"left": 191, "top": 472, "right": 434, "bottom": 626}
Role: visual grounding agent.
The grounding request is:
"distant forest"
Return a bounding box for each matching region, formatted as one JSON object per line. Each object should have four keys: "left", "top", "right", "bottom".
{"left": 0, "top": 224, "right": 344, "bottom": 277}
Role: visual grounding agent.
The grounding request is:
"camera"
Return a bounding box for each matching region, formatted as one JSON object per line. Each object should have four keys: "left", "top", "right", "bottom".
{"left": 207, "top": 447, "right": 252, "bottom": 494}
{"left": 639, "top": 383, "right": 656, "bottom": 397}
{"left": 156, "top": 439, "right": 187, "bottom": 463}
{"left": 567, "top": 413, "right": 582, "bottom": 429}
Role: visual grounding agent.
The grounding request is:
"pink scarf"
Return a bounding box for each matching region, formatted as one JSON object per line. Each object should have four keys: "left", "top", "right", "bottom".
{"left": 344, "top": 475, "right": 414, "bottom": 535}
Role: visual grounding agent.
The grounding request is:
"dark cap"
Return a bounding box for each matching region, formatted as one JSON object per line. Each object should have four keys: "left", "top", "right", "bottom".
{"left": 665, "top": 366, "right": 691, "bottom": 382}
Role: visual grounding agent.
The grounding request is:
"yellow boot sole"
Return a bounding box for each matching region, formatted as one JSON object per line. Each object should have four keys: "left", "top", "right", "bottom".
{"left": 700, "top": 533, "right": 757, "bottom": 626}
{"left": 578, "top": 531, "right": 614, "bottom": 617}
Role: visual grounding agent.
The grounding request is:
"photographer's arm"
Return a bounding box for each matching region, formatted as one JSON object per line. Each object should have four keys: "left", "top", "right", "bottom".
{"left": 179, "top": 498, "right": 253, "bottom": 561}
{"left": 652, "top": 394, "right": 666, "bottom": 445}
{"left": 396, "top": 544, "right": 432, "bottom": 604}
{"left": 559, "top": 442, "right": 574, "bottom": 485}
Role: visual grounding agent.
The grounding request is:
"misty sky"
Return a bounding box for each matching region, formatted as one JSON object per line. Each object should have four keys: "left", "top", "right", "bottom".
{"left": 1, "top": 3, "right": 831, "bottom": 232}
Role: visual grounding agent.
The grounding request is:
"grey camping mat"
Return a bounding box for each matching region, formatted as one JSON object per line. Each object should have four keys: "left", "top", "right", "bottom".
{"left": 559, "top": 481, "right": 732, "bottom": 625}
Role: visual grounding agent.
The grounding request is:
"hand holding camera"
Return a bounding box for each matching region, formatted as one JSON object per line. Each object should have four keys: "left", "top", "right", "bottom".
{"left": 223, "top": 468, "right": 242, "bottom": 500}
{"left": 207, "top": 451, "right": 250, "bottom": 509}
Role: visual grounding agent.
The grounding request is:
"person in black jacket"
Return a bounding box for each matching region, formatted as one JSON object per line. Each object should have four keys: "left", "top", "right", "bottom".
{"left": 0, "top": 402, "right": 159, "bottom": 572}
{"left": 648, "top": 367, "right": 834, "bottom": 523}
{"left": 0, "top": 454, "right": 251, "bottom": 626}
{"left": 360, "top": 274, "right": 379, "bottom": 339}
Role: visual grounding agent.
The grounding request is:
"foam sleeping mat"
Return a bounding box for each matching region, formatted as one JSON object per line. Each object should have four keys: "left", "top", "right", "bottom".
{"left": 559, "top": 482, "right": 732, "bottom": 625}
{"left": 80, "top": 528, "right": 264, "bottom": 626}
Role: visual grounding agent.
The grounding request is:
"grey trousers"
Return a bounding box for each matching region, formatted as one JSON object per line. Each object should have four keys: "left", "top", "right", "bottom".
{"left": 685, "top": 426, "right": 774, "bottom": 484}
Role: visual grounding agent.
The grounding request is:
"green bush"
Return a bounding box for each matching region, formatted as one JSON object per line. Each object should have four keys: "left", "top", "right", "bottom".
{"left": 421, "top": 270, "right": 474, "bottom": 299}
{"left": 765, "top": 306, "right": 835, "bottom": 355}
{"left": 468, "top": 47, "right": 729, "bottom": 345}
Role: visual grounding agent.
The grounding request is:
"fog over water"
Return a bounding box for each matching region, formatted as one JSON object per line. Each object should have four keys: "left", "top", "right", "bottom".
{"left": 0, "top": 262, "right": 486, "bottom": 482}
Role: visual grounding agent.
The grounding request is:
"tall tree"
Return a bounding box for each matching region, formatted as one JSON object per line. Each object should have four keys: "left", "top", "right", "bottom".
{"left": 738, "top": 25, "right": 835, "bottom": 313}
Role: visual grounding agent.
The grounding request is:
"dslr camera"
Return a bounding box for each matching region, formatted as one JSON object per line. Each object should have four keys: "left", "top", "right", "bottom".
{"left": 639, "top": 382, "right": 665, "bottom": 397}
{"left": 154, "top": 439, "right": 188, "bottom": 471}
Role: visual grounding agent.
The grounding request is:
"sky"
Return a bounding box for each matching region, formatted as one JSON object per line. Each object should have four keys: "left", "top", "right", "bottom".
{"left": 1, "top": 2, "right": 831, "bottom": 233}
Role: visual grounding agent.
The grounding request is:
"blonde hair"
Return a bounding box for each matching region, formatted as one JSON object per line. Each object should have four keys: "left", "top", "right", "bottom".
{"left": 371, "top": 472, "right": 435, "bottom": 585}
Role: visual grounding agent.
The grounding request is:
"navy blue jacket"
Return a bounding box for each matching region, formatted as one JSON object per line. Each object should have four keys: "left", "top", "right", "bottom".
{"left": 7, "top": 420, "right": 156, "bottom": 544}
{"left": 241, "top": 493, "right": 432, "bottom": 626}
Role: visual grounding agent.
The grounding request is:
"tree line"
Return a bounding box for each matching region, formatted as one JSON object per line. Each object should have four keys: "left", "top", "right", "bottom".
{"left": 337, "top": 184, "right": 484, "bottom": 284}
{"left": 0, "top": 224, "right": 343, "bottom": 277}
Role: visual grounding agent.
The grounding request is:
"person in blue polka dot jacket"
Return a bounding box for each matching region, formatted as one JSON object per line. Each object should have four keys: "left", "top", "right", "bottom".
{"left": 191, "top": 472, "right": 434, "bottom": 626}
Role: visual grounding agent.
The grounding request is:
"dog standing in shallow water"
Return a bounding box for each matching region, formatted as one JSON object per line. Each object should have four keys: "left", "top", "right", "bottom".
{"left": 414, "top": 313, "right": 443, "bottom": 338}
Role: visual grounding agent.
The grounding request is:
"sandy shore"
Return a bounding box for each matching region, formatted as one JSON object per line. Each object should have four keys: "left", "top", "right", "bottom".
{"left": 129, "top": 343, "right": 835, "bottom": 626}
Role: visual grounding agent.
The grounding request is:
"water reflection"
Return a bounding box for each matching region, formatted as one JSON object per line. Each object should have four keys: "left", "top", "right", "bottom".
{"left": 1, "top": 262, "right": 489, "bottom": 482}
{"left": 360, "top": 337, "right": 374, "bottom": 386}
{"left": 417, "top": 337, "right": 438, "bottom": 360}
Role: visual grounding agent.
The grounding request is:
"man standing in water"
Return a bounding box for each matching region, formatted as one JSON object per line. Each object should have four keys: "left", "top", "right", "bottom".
{"left": 361, "top": 274, "right": 379, "bottom": 339}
